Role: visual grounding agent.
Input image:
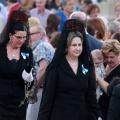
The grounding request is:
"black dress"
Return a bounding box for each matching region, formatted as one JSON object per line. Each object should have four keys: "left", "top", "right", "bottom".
{"left": 99, "top": 64, "right": 120, "bottom": 120}
{"left": 39, "top": 57, "right": 101, "bottom": 120}
{"left": 0, "top": 45, "right": 33, "bottom": 120}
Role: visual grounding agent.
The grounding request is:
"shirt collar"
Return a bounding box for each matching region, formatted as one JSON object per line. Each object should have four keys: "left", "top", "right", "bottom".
{"left": 37, "top": 8, "right": 46, "bottom": 15}
{"left": 33, "top": 38, "right": 47, "bottom": 49}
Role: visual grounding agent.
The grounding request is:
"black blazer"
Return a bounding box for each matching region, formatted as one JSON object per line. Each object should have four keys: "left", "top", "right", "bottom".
{"left": 39, "top": 57, "right": 101, "bottom": 120}
{"left": 99, "top": 65, "right": 120, "bottom": 120}
{"left": 107, "top": 84, "right": 120, "bottom": 120}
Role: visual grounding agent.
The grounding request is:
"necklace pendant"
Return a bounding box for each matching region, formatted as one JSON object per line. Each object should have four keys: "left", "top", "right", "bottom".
{"left": 12, "top": 54, "right": 15, "bottom": 57}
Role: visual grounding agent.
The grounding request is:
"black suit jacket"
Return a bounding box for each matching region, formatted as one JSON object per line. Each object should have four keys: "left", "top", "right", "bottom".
{"left": 86, "top": 34, "right": 102, "bottom": 51}
{"left": 39, "top": 57, "right": 101, "bottom": 120}
{"left": 107, "top": 84, "right": 120, "bottom": 120}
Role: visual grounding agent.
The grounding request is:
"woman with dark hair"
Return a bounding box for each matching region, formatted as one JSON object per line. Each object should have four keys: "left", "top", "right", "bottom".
{"left": 46, "top": 14, "right": 61, "bottom": 39}
{"left": 0, "top": 10, "right": 33, "bottom": 120}
{"left": 38, "top": 19, "right": 102, "bottom": 120}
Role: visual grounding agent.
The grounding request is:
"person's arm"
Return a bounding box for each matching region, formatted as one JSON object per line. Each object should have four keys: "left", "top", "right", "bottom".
{"left": 38, "top": 66, "right": 58, "bottom": 120}
{"left": 96, "top": 74, "right": 109, "bottom": 95}
{"left": 35, "top": 59, "right": 48, "bottom": 88}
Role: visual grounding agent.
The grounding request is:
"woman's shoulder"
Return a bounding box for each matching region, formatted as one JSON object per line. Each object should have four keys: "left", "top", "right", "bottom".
{"left": 0, "top": 44, "right": 6, "bottom": 51}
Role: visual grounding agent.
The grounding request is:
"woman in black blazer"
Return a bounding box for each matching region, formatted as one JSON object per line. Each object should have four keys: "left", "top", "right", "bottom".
{"left": 38, "top": 19, "right": 102, "bottom": 120}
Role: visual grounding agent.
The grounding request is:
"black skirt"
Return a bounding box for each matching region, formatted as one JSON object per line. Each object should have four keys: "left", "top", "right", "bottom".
{"left": 0, "top": 95, "right": 27, "bottom": 120}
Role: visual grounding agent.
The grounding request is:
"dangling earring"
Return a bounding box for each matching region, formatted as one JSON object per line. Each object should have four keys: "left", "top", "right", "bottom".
{"left": 9, "top": 39, "right": 11, "bottom": 43}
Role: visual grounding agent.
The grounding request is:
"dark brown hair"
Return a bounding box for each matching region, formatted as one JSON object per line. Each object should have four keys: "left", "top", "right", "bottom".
{"left": 46, "top": 14, "right": 61, "bottom": 38}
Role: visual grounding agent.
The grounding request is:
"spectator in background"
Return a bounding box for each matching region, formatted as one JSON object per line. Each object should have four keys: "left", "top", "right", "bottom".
{"left": 46, "top": 14, "right": 61, "bottom": 39}
{"left": 0, "top": 6, "right": 5, "bottom": 34}
{"left": 86, "top": 4, "right": 108, "bottom": 28}
{"left": 26, "top": 25, "right": 54, "bottom": 120}
{"left": 114, "top": 2, "right": 120, "bottom": 19}
{"left": 0, "top": 2, "right": 8, "bottom": 24}
{"left": 73, "top": 0, "right": 82, "bottom": 12}
{"left": 6, "top": 0, "right": 21, "bottom": 21}
{"left": 17, "top": 6, "right": 31, "bottom": 18}
{"left": 114, "top": 16, "right": 120, "bottom": 22}
{"left": 21, "top": 0, "right": 35, "bottom": 9}
{"left": 87, "top": 24, "right": 95, "bottom": 36}
{"left": 30, "top": 0, "right": 51, "bottom": 29}
{"left": 111, "top": 32, "right": 120, "bottom": 43}
{"left": 91, "top": 49, "right": 106, "bottom": 100}
{"left": 81, "top": 0, "right": 92, "bottom": 13}
{"left": 0, "top": 0, "right": 6, "bottom": 6}
{"left": 55, "top": 0, "right": 73, "bottom": 31}
{"left": 69, "top": 11, "right": 103, "bottom": 51}
{"left": 50, "top": 31, "right": 61, "bottom": 50}
{"left": 87, "top": 18, "right": 106, "bottom": 42}
{"left": 48, "top": 0, "right": 62, "bottom": 12}
{"left": 28, "top": 17, "right": 41, "bottom": 28}
{"left": 96, "top": 40, "right": 120, "bottom": 120}
{"left": 107, "top": 21, "right": 120, "bottom": 39}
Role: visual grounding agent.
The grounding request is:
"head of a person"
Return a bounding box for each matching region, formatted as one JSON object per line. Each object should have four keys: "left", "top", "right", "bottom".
{"left": 30, "top": 26, "right": 46, "bottom": 47}
{"left": 66, "top": 31, "right": 83, "bottom": 58}
{"left": 61, "top": 0, "right": 73, "bottom": 15}
{"left": 46, "top": 14, "right": 61, "bottom": 38}
{"left": 87, "top": 24, "right": 95, "bottom": 36}
{"left": 50, "top": 32, "right": 61, "bottom": 50}
{"left": 17, "top": 6, "right": 30, "bottom": 18}
{"left": 35, "top": 0, "right": 46, "bottom": 12}
{"left": 0, "top": 10, "right": 30, "bottom": 47}
{"left": 28, "top": 17, "right": 41, "bottom": 28}
{"left": 87, "top": 18, "right": 106, "bottom": 41}
{"left": 69, "top": 11, "right": 87, "bottom": 28}
{"left": 86, "top": 4, "right": 100, "bottom": 18}
{"left": 9, "top": 22, "right": 28, "bottom": 48}
{"left": 102, "top": 40, "right": 120, "bottom": 68}
{"left": 91, "top": 49, "right": 104, "bottom": 67}
{"left": 80, "top": 0, "right": 93, "bottom": 13}
{"left": 107, "top": 21, "right": 120, "bottom": 39}
{"left": 114, "top": 2, "right": 120, "bottom": 18}
{"left": 111, "top": 32, "right": 120, "bottom": 43}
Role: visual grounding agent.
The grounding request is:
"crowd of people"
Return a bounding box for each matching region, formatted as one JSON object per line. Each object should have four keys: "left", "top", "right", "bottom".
{"left": 0, "top": 0, "right": 120, "bottom": 120}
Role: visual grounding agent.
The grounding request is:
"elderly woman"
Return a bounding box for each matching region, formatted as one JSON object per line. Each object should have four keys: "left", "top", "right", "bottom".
{"left": 96, "top": 40, "right": 120, "bottom": 120}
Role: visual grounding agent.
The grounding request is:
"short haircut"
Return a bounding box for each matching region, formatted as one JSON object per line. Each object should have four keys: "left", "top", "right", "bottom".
{"left": 37, "top": 26, "right": 46, "bottom": 36}
{"left": 102, "top": 39, "right": 120, "bottom": 56}
{"left": 28, "top": 17, "right": 41, "bottom": 28}
{"left": 108, "top": 21, "right": 120, "bottom": 34}
{"left": 69, "top": 12, "right": 87, "bottom": 27}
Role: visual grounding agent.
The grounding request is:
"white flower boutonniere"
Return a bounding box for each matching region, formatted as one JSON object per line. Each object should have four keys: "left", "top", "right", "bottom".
{"left": 81, "top": 64, "right": 88, "bottom": 75}
{"left": 21, "top": 52, "right": 29, "bottom": 59}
